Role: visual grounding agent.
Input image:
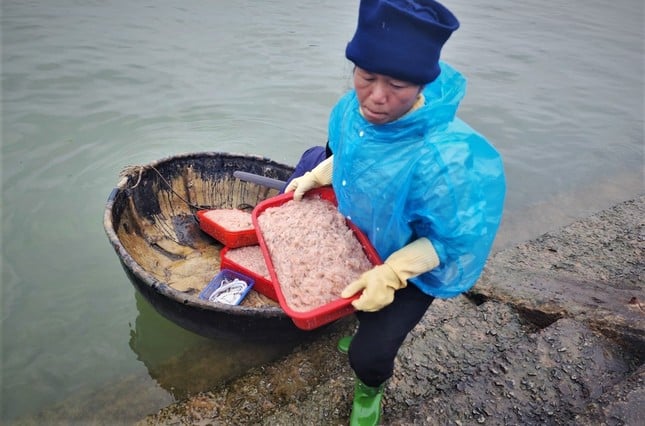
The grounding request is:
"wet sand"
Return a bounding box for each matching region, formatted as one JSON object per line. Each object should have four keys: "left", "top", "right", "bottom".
{"left": 140, "top": 195, "right": 644, "bottom": 425}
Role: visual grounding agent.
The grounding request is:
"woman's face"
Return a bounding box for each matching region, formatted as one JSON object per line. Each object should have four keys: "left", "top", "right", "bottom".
{"left": 353, "top": 67, "right": 422, "bottom": 125}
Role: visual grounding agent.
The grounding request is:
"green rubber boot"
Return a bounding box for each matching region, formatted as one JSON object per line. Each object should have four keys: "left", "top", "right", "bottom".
{"left": 337, "top": 335, "right": 353, "bottom": 354}
{"left": 349, "top": 378, "right": 384, "bottom": 426}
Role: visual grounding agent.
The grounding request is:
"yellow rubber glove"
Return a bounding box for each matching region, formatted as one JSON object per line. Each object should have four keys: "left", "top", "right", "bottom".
{"left": 284, "top": 156, "right": 333, "bottom": 201}
{"left": 341, "top": 238, "right": 440, "bottom": 312}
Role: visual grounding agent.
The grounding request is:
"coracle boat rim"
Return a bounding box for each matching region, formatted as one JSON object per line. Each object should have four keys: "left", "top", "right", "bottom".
{"left": 103, "top": 151, "right": 290, "bottom": 318}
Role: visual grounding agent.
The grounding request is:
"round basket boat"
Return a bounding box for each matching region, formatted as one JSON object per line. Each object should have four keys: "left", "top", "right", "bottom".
{"left": 103, "top": 152, "right": 318, "bottom": 342}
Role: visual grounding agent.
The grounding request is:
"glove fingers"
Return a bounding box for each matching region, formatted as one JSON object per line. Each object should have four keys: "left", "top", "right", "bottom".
{"left": 286, "top": 179, "right": 311, "bottom": 201}
{"left": 351, "top": 295, "right": 375, "bottom": 312}
{"left": 341, "top": 278, "right": 366, "bottom": 298}
{"left": 284, "top": 181, "right": 297, "bottom": 194}
{"left": 351, "top": 288, "right": 394, "bottom": 312}
{"left": 293, "top": 186, "right": 307, "bottom": 201}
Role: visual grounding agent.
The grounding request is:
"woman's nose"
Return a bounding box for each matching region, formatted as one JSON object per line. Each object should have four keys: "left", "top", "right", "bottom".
{"left": 370, "top": 82, "right": 387, "bottom": 103}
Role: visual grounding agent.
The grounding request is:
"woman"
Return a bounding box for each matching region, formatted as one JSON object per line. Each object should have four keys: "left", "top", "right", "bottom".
{"left": 285, "top": 1, "right": 506, "bottom": 424}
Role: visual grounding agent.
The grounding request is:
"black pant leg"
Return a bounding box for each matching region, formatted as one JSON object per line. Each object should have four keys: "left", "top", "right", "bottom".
{"left": 348, "top": 284, "right": 434, "bottom": 387}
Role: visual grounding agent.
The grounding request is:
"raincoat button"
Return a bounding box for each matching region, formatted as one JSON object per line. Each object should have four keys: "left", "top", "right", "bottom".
{"left": 359, "top": 130, "right": 365, "bottom": 137}
{"left": 342, "top": 179, "right": 347, "bottom": 186}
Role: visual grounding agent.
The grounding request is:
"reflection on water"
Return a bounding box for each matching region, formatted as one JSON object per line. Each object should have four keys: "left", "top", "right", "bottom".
{"left": 12, "top": 291, "right": 298, "bottom": 424}
{"left": 128, "top": 291, "right": 297, "bottom": 401}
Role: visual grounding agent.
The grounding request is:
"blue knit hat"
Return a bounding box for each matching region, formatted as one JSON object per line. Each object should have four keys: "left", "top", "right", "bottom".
{"left": 346, "top": 0, "right": 459, "bottom": 85}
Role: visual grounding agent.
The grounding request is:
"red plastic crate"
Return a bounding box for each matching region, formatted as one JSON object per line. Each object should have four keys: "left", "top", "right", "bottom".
{"left": 196, "top": 209, "right": 258, "bottom": 248}
{"left": 252, "top": 187, "right": 382, "bottom": 330}
{"left": 220, "top": 246, "right": 277, "bottom": 301}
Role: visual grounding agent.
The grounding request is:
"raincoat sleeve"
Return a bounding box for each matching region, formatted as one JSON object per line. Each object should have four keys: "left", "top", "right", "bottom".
{"left": 407, "top": 120, "right": 506, "bottom": 298}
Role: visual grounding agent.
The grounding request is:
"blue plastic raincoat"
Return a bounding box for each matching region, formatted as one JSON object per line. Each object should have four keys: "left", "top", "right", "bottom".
{"left": 328, "top": 62, "right": 506, "bottom": 298}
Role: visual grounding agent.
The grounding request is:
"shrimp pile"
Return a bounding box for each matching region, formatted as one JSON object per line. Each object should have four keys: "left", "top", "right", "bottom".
{"left": 257, "top": 197, "right": 373, "bottom": 312}
{"left": 202, "top": 209, "right": 253, "bottom": 231}
{"left": 225, "top": 245, "right": 270, "bottom": 279}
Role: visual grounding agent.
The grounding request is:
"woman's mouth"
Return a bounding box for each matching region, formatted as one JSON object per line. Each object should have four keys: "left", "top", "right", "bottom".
{"left": 362, "top": 106, "right": 388, "bottom": 123}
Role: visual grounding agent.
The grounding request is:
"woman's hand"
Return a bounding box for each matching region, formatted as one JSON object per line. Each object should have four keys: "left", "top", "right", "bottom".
{"left": 342, "top": 264, "right": 402, "bottom": 312}
{"left": 284, "top": 172, "right": 322, "bottom": 201}
{"left": 284, "top": 156, "right": 334, "bottom": 201}
{"left": 342, "top": 237, "right": 440, "bottom": 311}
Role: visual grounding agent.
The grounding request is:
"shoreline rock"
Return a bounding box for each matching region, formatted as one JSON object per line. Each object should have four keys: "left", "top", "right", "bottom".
{"left": 140, "top": 195, "right": 644, "bottom": 425}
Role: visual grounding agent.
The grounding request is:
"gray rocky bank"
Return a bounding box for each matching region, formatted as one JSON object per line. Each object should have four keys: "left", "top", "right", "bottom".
{"left": 140, "top": 195, "right": 644, "bottom": 425}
